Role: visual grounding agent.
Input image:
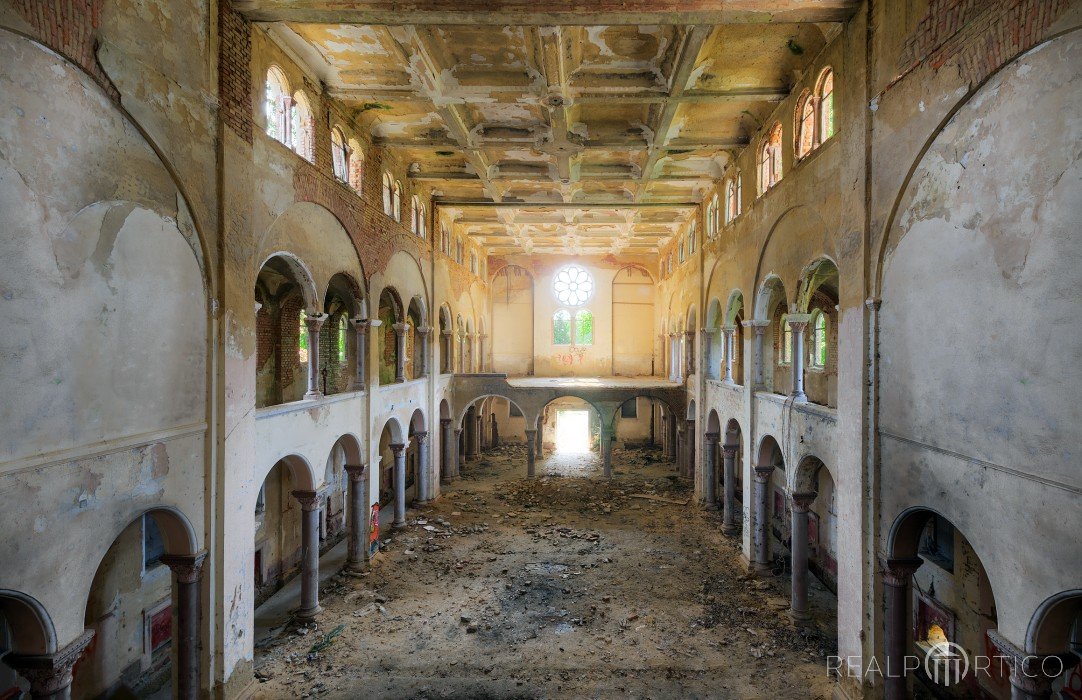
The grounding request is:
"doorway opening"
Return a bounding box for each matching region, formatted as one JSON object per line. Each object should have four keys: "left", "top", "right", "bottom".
{"left": 556, "top": 410, "right": 590, "bottom": 453}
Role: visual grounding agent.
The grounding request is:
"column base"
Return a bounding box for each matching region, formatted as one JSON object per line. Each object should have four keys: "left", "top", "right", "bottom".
{"left": 789, "top": 391, "right": 808, "bottom": 404}
{"left": 392, "top": 520, "right": 407, "bottom": 528}
{"left": 348, "top": 381, "right": 365, "bottom": 392}
{"left": 343, "top": 559, "right": 366, "bottom": 574}
{"left": 789, "top": 608, "right": 810, "bottom": 624}
{"left": 303, "top": 391, "right": 324, "bottom": 401}
{"left": 722, "top": 523, "right": 739, "bottom": 536}
{"left": 703, "top": 500, "right": 719, "bottom": 511}
{"left": 752, "top": 561, "right": 774, "bottom": 576}
{"left": 295, "top": 604, "right": 324, "bottom": 621}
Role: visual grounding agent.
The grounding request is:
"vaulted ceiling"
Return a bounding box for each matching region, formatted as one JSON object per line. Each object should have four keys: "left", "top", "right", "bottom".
{"left": 237, "top": 1, "right": 856, "bottom": 256}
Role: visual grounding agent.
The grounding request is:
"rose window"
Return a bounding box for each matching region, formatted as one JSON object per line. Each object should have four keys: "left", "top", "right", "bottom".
{"left": 552, "top": 265, "right": 594, "bottom": 306}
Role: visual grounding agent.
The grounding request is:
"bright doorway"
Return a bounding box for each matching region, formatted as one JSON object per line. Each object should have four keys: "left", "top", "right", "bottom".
{"left": 555, "top": 410, "right": 590, "bottom": 453}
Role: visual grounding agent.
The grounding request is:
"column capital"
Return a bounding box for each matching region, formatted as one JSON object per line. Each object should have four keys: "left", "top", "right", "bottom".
{"left": 291, "top": 489, "right": 324, "bottom": 511}
{"left": 865, "top": 297, "right": 882, "bottom": 311}
{"left": 304, "top": 312, "right": 329, "bottom": 332}
{"left": 880, "top": 556, "right": 923, "bottom": 586}
{"left": 987, "top": 630, "right": 1080, "bottom": 696}
{"left": 5, "top": 630, "right": 95, "bottom": 697}
{"left": 721, "top": 324, "right": 738, "bottom": 334}
{"left": 160, "top": 550, "right": 208, "bottom": 584}
{"left": 700, "top": 327, "right": 716, "bottom": 337}
{"left": 389, "top": 443, "right": 406, "bottom": 455}
{"left": 704, "top": 431, "right": 720, "bottom": 443}
{"left": 349, "top": 316, "right": 369, "bottom": 332}
{"left": 441, "top": 329, "right": 453, "bottom": 337}
{"left": 753, "top": 464, "right": 775, "bottom": 482}
{"left": 789, "top": 491, "right": 817, "bottom": 511}
{"left": 392, "top": 322, "right": 410, "bottom": 334}
{"left": 742, "top": 319, "right": 770, "bottom": 334}
{"left": 722, "top": 443, "right": 740, "bottom": 458}
{"left": 440, "top": 418, "right": 452, "bottom": 427}
{"left": 523, "top": 428, "right": 537, "bottom": 435}
{"left": 368, "top": 318, "right": 383, "bottom": 328}
{"left": 684, "top": 330, "right": 696, "bottom": 339}
{"left": 416, "top": 325, "right": 432, "bottom": 335}
{"left": 414, "top": 431, "right": 429, "bottom": 443}
{"left": 457, "top": 329, "right": 467, "bottom": 338}
{"left": 785, "top": 313, "right": 813, "bottom": 330}
{"left": 344, "top": 463, "right": 367, "bottom": 481}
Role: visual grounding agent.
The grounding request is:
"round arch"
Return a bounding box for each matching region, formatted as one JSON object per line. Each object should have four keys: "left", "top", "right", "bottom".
{"left": 756, "top": 434, "right": 785, "bottom": 468}
{"left": 378, "top": 416, "right": 407, "bottom": 445}
{"left": 0, "top": 590, "right": 58, "bottom": 656}
{"left": 259, "top": 453, "right": 319, "bottom": 496}
{"left": 457, "top": 394, "right": 528, "bottom": 431}
{"left": 1026, "top": 589, "right": 1082, "bottom": 655}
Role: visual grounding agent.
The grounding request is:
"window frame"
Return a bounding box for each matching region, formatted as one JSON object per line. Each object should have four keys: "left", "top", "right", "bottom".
{"left": 573, "top": 309, "right": 594, "bottom": 346}
{"left": 780, "top": 314, "right": 793, "bottom": 365}
{"left": 289, "top": 91, "right": 315, "bottom": 162}
{"left": 810, "top": 309, "right": 828, "bottom": 369}
{"left": 392, "top": 181, "right": 402, "bottom": 222}
{"left": 795, "top": 89, "right": 816, "bottom": 159}
{"left": 264, "top": 66, "right": 291, "bottom": 146}
{"left": 817, "top": 67, "right": 835, "bottom": 145}
{"left": 331, "top": 126, "right": 349, "bottom": 182}
{"left": 347, "top": 139, "right": 364, "bottom": 192}
{"left": 552, "top": 309, "right": 572, "bottom": 346}
{"left": 382, "top": 172, "right": 394, "bottom": 216}
{"left": 758, "top": 123, "right": 783, "bottom": 195}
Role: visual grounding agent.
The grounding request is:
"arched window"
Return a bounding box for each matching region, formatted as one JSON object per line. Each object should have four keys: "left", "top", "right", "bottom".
{"left": 706, "top": 194, "right": 718, "bottom": 237}
{"left": 298, "top": 310, "right": 309, "bottom": 363}
{"left": 418, "top": 204, "right": 427, "bottom": 239}
{"left": 687, "top": 222, "right": 696, "bottom": 255}
{"left": 441, "top": 224, "right": 451, "bottom": 255}
{"left": 810, "top": 310, "right": 827, "bottom": 367}
{"left": 470, "top": 252, "right": 478, "bottom": 274}
{"left": 678, "top": 240, "right": 686, "bottom": 263}
{"left": 817, "top": 68, "right": 835, "bottom": 143}
{"left": 552, "top": 309, "right": 572, "bottom": 345}
{"left": 574, "top": 309, "right": 593, "bottom": 345}
{"left": 348, "top": 140, "right": 364, "bottom": 192}
{"left": 725, "top": 174, "right": 741, "bottom": 224}
{"left": 264, "top": 67, "right": 291, "bottom": 144}
{"left": 290, "top": 92, "right": 315, "bottom": 162}
{"left": 410, "top": 195, "right": 421, "bottom": 234}
{"left": 796, "top": 90, "right": 815, "bottom": 158}
{"left": 552, "top": 265, "right": 593, "bottom": 306}
{"left": 780, "top": 314, "right": 793, "bottom": 365}
{"left": 758, "top": 122, "right": 783, "bottom": 194}
{"left": 455, "top": 238, "right": 464, "bottom": 264}
{"left": 337, "top": 315, "right": 348, "bottom": 363}
{"left": 331, "top": 127, "right": 349, "bottom": 181}
{"left": 382, "top": 172, "right": 394, "bottom": 216}
{"left": 393, "top": 181, "right": 402, "bottom": 222}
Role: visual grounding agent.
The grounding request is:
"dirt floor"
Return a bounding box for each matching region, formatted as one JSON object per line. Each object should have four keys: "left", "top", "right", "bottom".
{"left": 251, "top": 444, "right": 838, "bottom": 699}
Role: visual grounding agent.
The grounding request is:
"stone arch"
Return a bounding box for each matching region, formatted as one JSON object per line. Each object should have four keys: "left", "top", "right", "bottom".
{"left": 258, "top": 453, "right": 318, "bottom": 498}
{"left": 610, "top": 395, "right": 678, "bottom": 430}
{"left": 457, "top": 394, "right": 528, "bottom": 432}
{"left": 752, "top": 204, "right": 831, "bottom": 300}
{"left": 328, "top": 433, "right": 363, "bottom": 467}
{"left": 706, "top": 408, "right": 721, "bottom": 435}
{"left": 1026, "top": 589, "right": 1082, "bottom": 655}
{"left": 0, "top": 591, "right": 57, "bottom": 656}
{"left": 379, "top": 416, "right": 407, "bottom": 445}
{"left": 754, "top": 275, "right": 788, "bottom": 320}
{"left": 409, "top": 408, "right": 427, "bottom": 435}
{"left": 793, "top": 453, "right": 831, "bottom": 494}
{"left": 325, "top": 272, "right": 366, "bottom": 319}
{"left": 757, "top": 434, "right": 784, "bottom": 469}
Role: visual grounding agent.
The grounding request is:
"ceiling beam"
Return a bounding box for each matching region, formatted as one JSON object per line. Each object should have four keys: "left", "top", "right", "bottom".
{"left": 411, "top": 171, "right": 713, "bottom": 183}
{"left": 435, "top": 200, "right": 697, "bottom": 209}
{"left": 331, "top": 86, "right": 790, "bottom": 105}
{"left": 235, "top": 0, "right": 860, "bottom": 25}
{"left": 376, "top": 136, "right": 745, "bottom": 151}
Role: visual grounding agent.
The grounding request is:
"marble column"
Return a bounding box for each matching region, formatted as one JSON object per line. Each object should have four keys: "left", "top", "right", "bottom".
{"left": 5, "top": 630, "right": 94, "bottom": 700}
{"left": 454, "top": 428, "right": 463, "bottom": 476}
{"left": 675, "top": 423, "right": 684, "bottom": 473}
{"left": 602, "top": 428, "right": 614, "bottom": 478}
{"left": 390, "top": 443, "right": 407, "bottom": 527}
{"left": 882, "top": 557, "right": 923, "bottom": 700}
{"left": 440, "top": 419, "right": 454, "bottom": 484}
{"left": 457, "top": 330, "right": 466, "bottom": 373}
{"left": 160, "top": 551, "right": 207, "bottom": 700}
{"left": 525, "top": 428, "right": 537, "bottom": 477}
{"left": 666, "top": 414, "right": 677, "bottom": 459}
{"left": 684, "top": 330, "right": 696, "bottom": 377}
{"left": 701, "top": 327, "right": 716, "bottom": 379}
{"left": 722, "top": 443, "right": 739, "bottom": 535}
{"left": 348, "top": 317, "right": 367, "bottom": 391}
{"left": 788, "top": 492, "right": 817, "bottom": 623}
{"left": 478, "top": 333, "right": 488, "bottom": 371}
{"left": 703, "top": 432, "right": 719, "bottom": 509}
{"left": 343, "top": 464, "right": 367, "bottom": 571}
{"left": 685, "top": 419, "right": 695, "bottom": 478}
{"left": 988, "top": 630, "right": 1080, "bottom": 700}
{"left": 466, "top": 412, "right": 479, "bottom": 461}
{"left": 743, "top": 320, "right": 770, "bottom": 389}
{"left": 416, "top": 326, "right": 431, "bottom": 378}
{"left": 786, "top": 314, "right": 812, "bottom": 403}
{"left": 415, "top": 432, "right": 430, "bottom": 502}
{"left": 292, "top": 490, "right": 324, "bottom": 619}
{"left": 441, "top": 330, "right": 453, "bottom": 373}
{"left": 722, "top": 325, "right": 737, "bottom": 383}
{"left": 392, "top": 322, "right": 409, "bottom": 382}
{"left": 752, "top": 465, "right": 775, "bottom": 573}
{"left": 303, "top": 313, "right": 329, "bottom": 400}
{"left": 535, "top": 424, "right": 543, "bottom": 458}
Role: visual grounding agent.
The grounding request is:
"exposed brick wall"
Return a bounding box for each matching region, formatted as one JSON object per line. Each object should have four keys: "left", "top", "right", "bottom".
{"left": 898, "top": 0, "right": 1070, "bottom": 86}
{"left": 219, "top": 0, "right": 253, "bottom": 143}
{"left": 12, "top": 0, "right": 118, "bottom": 98}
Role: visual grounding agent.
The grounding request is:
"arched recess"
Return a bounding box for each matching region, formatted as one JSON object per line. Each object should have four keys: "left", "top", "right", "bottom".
{"left": 491, "top": 265, "right": 534, "bottom": 375}
{"left": 724, "top": 291, "right": 746, "bottom": 385}
{"left": 323, "top": 434, "right": 363, "bottom": 542}
{"left": 795, "top": 258, "right": 838, "bottom": 407}
{"left": 685, "top": 305, "right": 698, "bottom": 375}
{"left": 611, "top": 395, "right": 674, "bottom": 451}
{"left": 756, "top": 435, "right": 787, "bottom": 556}
{"left": 377, "top": 288, "right": 405, "bottom": 384}
{"left": 704, "top": 298, "right": 723, "bottom": 380}
{"left": 255, "top": 253, "right": 321, "bottom": 407}
{"left": 0, "top": 592, "right": 57, "bottom": 657}
{"left": 755, "top": 277, "right": 789, "bottom": 394}
{"left": 1026, "top": 590, "right": 1082, "bottom": 656}
{"left": 612, "top": 265, "right": 655, "bottom": 376}
{"left": 438, "top": 305, "right": 454, "bottom": 374}
{"left": 406, "top": 296, "right": 427, "bottom": 380}
{"left": 321, "top": 272, "right": 366, "bottom": 396}
{"left": 793, "top": 455, "right": 839, "bottom": 595}
{"left": 455, "top": 313, "right": 466, "bottom": 372}
{"left": 723, "top": 418, "right": 745, "bottom": 531}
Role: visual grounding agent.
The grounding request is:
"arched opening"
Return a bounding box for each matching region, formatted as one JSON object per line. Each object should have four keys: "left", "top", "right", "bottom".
{"left": 789, "top": 455, "right": 839, "bottom": 632}
{"left": 74, "top": 508, "right": 198, "bottom": 699}
{"left": 0, "top": 591, "right": 57, "bottom": 698}
{"left": 321, "top": 273, "right": 365, "bottom": 396}
{"left": 455, "top": 314, "right": 465, "bottom": 372}
{"left": 377, "top": 418, "right": 413, "bottom": 529}
{"left": 439, "top": 305, "right": 454, "bottom": 374}
{"left": 612, "top": 265, "right": 655, "bottom": 376}
{"left": 796, "top": 258, "right": 839, "bottom": 407}
{"left": 323, "top": 434, "right": 362, "bottom": 548}
{"left": 886, "top": 509, "right": 1001, "bottom": 697}
{"left": 752, "top": 435, "right": 786, "bottom": 572}
{"left": 406, "top": 296, "right": 427, "bottom": 381}
{"left": 537, "top": 396, "right": 602, "bottom": 477}
{"left": 755, "top": 277, "right": 788, "bottom": 394}
{"left": 255, "top": 254, "right": 317, "bottom": 407}
{"left": 377, "top": 288, "right": 405, "bottom": 384}
{"left": 722, "top": 419, "right": 744, "bottom": 537}
{"left": 725, "top": 291, "right": 746, "bottom": 385}
{"left": 464, "top": 318, "right": 474, "bottom": 373}
{"left": 1026, "top": 591, "right": 1082, "bottom": 696}
{"left": 685, "top": 306, "right": 698, "bottom": 377}
{"left": 491, "top": 265, "right": 534, "bottom": 375}
{"left": 705, "top": 298, "right": 723, "bottom": 380}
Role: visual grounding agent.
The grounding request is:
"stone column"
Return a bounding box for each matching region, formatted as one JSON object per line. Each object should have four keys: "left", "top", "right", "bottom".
{"left": 788, "top": 492, "right": 817, "bottom": 623}
{"left": 476, "top": 414, "right": 485, "bottom": 452}
{"left": 685, "top": 419, "right": 695, "bottom": 478}
{"left": 491, "top": 414, "right": 500, "bottom": 447}
{"left": 160, "top": 551, "right": 207, "bottom": 700}
{"left": 454, "top": 428, "right": 463, "bottom": 476}
{"left": 441, "top": 330, "right": 453, "bottom": 373}
{"left": 786, "top": 314, "right": 811, "bottom": 403}
{"left": 466, "top": 412, "right": 479, "bottom": 461}
{"left": 743, "top": 320, "right": 770, "bottom": 389}
{"left": 415, "top": 432, "right": 430, "bottom": 502}
{"left": 666, "top": 414, "right": 677, "bottom": 459}
{"left": 701, "top": 328, "right": 716, "bottom": 379}
{"left": 478, "top": 333, "right": 489, "bottom": 371}
{"left": 601, "top": 428, "right": 614, "bottom": 478}
{"left": 882, "top": 557, "right": 923, "bottom": 700}
{"left": 668, "top": 333, "right": 680, "bottom": 381}
{"left": 722, "top": 325, "right": 737, "bottom": 383}
{"left": 5, "top": 630, "right": 94, "bottom": 700}
{"left": 684, "top": 330, "right": 696, "bottom": 377}
{"left": 703, "top": 432, "right": 719, "bottom": 509}
{"left": 440, "top": 419, "right": 454, "bottom": 483}
{"left": 457, "top": 330, "right": 466, "bottom": 372}
{"left": 988, "top": 630, "right": 1080, "bottom": 700}
{"left": 292, "top": 490, "right": 324, "bottom": 619}
{"left": 525, "top": 428, "right": 537, "bottom": 477}
{"left": 752, "top": 465, "right": 775, "bottom": 573}
{"left": 392, "top": 322, "right": 409, "bottom": 382}
{"left": 348, "top": 317, "right": 367, "bottom": 391}
{"left": 535, "top": 424, "right": 543, "bottom": 458}
{"left": 303, "top": 313, "right": 328, "bottom": 400}
{"left": 390, "top": 443, "right": 407, "bottom": 527}
{"left": 417, "top": 326, "right": 431, "bottom": 378}
{"left": 675, "top": 422, "right": 684, "bottom": 473}
{"left": 722, "top": 443, "right": 739, "bottom": 535}
{"left": 343, "top": 464, "right": 367, "bottom": 571}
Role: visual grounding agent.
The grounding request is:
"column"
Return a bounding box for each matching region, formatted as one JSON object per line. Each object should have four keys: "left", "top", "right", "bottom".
{"left": 703, "top": 432, "right": 719, "bottom": 509}
{"left": 441, "top": 330, "right": 453, "bottom": 373}
{"left": 291, "top": 490, "right": 324, "bottom": 619}
{"left": 666, "top": 414, "right": 677, "bottom": 459}
{"left": 416, "top": 326, "right": 431, "bottom": 378}
{"left": 440, "top": 419, "right": 454, "bottom": 483}
{"left": 788, "top": 492, "right": 817, "bottom": 623}
{"left": 390, "top": 443, "right": 407, "bottom": 527}
{"left": 701, "top": 328, "right": 716, "bottom": 379}
{"left": 743, "top": 320, "right": 770, "bottom": 389}
{"left": 466, "top": 412, "right": 479, "bottom": 461}
{"left": 722, "top": 443, "right": 739, "bottom": 535}
{"left": 786, "top": 314, "right": 811, "bottom": 403}
{"left": 457, "top": 330, "right": 466, "bottom": 373}
{"left": 476, "top": 414, "right": 485, "bottom": 453}
{"left": 5, "top": 630, "right": 94, "bottom": 700}
{"left": 684, "top": 330, "right": 696, "bottom": 377}
{"left": 669, "top": 333, "right": 681, "bottom": 381}
{"left": 303, "top": 313, "right": 328, "bottom": 400}
{"left": 415, "top": 432, "right": 430, "bottom": 502}
{"left": 343, "top": 464, "right": 367, "bottom": 571}
{"left": 392, "top": 322, "right": 409, "bottom": 382}
{"left": 601, "top": 427, "right": 614, "bottom": 478}
{"left": 722, "top": 325, "right": 737, "bottom": 383}
{"left": 478, "top": 333, "right": 489, "bottom": 371}
{"left": 160, "top": 551, "right": 207, "bottom": 700}
{"left": 752, "top": 465, "right": 775, "bottom": 573}
{"left": 491, "top": 414, "right": 500, "bottom": 447}
{"left": 525, "top": 428, "right": 537, "bottom": 477}
{"left": 454, "top": 428, "right": 463, "bottom": 477}
{"left": 348, "top": 317, "right": 367, "bottom": 391}
{"left": 685, "top": 419, "right": 695, "bottom": 478}
{"left": 988, "top": 630, "right": 1080, "bottom": 700}
{"left": 882, "top": 556, "right": 923, "bottom": 700}
{"left": 675, "top": 422, "right": 684, "bottom": 473}
{"left": 535, "top": 424, "right": 543, "bottom": 458}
